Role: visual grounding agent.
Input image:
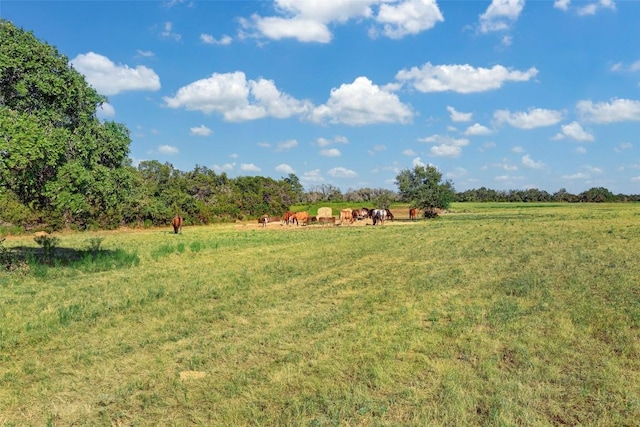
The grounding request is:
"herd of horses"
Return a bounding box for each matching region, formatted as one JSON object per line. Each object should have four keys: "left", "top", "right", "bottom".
{"left": 270, "top": 207, "right": 400, "bottom": 227}
{"left": 173, "top": 207, "right": 420, "bottom": 232}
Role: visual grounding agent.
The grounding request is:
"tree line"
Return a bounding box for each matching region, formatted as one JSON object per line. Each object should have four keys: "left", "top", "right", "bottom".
{"left": 1, "top": 20, "right": 637, "bottom": 233}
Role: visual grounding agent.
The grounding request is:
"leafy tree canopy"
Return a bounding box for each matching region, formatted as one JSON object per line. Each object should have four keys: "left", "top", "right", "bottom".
{"left": 395, "top": 165, "right": 455, "bottom": 215}
{"left": 0, "top": 19, "right": 133, "bottom": 227}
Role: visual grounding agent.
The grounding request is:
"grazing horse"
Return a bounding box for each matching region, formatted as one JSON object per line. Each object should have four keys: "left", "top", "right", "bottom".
{"left": 282, "top": 211, "right": 295, "bottom": 225}
{"left": 291, "top": 211, "right": 309, "bottom": 226}
{"left": 385, "top": 208, "right": 394, "bottom": 221}
{"left": 409, "top": 208, "right": 417, "bottom": 220}
{"left": 371, "top": 209, "right": 387, "bottom": 225}
{"left": 172, "top": 215, "right": 183, "bottom": 234}
{"left": 340, "top": 208, "right": 353, "bottom": 224}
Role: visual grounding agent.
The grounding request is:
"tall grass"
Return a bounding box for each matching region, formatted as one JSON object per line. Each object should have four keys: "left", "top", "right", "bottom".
{"left": 1, "top": 204, "right": 639, "bottom": 425}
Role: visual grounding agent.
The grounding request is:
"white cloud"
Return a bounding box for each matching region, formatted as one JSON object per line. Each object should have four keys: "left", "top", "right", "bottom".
{"left": 161, "top": 21, "right": 181, "bottom": 41}
{"left": 276, "top": 139, "right": 298, "bottom": 150}
{"left": 136, "top": 50, "right": 155, "bottom": 58}
{"left": 447, "top": 106, "right": 473, "bottom": 122}
{"left": 420, "top": 134, "right": 470, "bottom": 158}
{"left": 189, "top": 125, "right": 212, "bottom": 136}
{"left": 464, "top": 123, "right": 492, "bottom": 136}
{"left": 71, "top": 52, "right": 161, "bottom": 95}
{"left": 320, "top": 148, "right": 341, "bottom": 157}
{"left": 201, "top": 33, "right": 233, "bottom": 45}
{"left": 212, "top": 162, "right": 235, "bottom": 172}
{"left": 479, "top": 0, "right": 525, "bottom": 33}
{"left": 276, "top": 164, "right": 295, "bottom": 174}
{"left": 396, "top": 63, "right": 538, "bottom": 93}
{"left": 241, "top": 0, "right": 442, "bottom": 43}
{"left": 375, "top": 0, "right": 444, "bottom": 39}
{"left": 96, "top": 102, "right": 115, "bottom": 119}
{"left": 577, "top": 0, "right": 615, "bottom": 16}
{"left": 240, "top": 163, "right": 261, "bottom": 172}
{"left": 309, "top": 76, "right": 414, "bottom": 125}
{"left": 614, "top": 143, "right": 632, "bottom": 153}
{"left": 512, "top": 145, "right": 524, "bottom": 153}
{"left": 402, "top": 149, "right": 417, "bottom": 156}
{"left": 241, "top": 0, "right": 376, "bottom": 43}
{"left": 577, "top": 98, "right": 640, "bottom": 123}
{"left": 163, "top": 71, "right": 312, "bottom": 122}
{"left": 301, "top": 169, "right": 325, "bottom": 184}
{"left": 554, "top": 0, "right": 570, "bottom": 11}
{"left": 257, "top": 142, "right": 271, "bottom": 148}
{"left": 412, "top": 157, "right": 426, "bottom": 167}
{"left": 327, "top": 167, "right": 357, "bottom": 178}
{"left": 522, "top": 154, "right": 545, "bottom": 169}
{"left": 158, "top": 144, "right": 179, "bottom": 155}
{"left": 553, "top": 121, "right": 594, "bottom": 141}
{"left": 562, "top": 172, "right": 589, "bottom": 180}
{"left": 494, "top": 108, "right": 564, "bottom": 129}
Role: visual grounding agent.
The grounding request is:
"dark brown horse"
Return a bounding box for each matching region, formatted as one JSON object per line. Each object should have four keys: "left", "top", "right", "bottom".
{"left": 409, "top": 208, "right": 417, "bottom": 220}
{"left": 172, "top": 215, "right": 183, "bottom": 234}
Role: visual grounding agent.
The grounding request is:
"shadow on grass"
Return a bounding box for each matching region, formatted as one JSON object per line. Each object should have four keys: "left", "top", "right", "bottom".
{"left": 6, "top": 246, "right": 140, "bottom": 276}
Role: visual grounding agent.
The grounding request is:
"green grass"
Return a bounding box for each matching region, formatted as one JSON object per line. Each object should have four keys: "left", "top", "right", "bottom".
{"left": 1, "top": 203, "right": 640, "bottom": 425}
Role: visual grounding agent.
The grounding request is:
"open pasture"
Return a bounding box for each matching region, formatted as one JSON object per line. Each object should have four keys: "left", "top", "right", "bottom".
{"left": 1, "top": 203, "right": 640, "bottom": 425}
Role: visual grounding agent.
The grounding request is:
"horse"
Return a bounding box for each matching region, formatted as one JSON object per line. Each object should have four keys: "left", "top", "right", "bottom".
{"left": 409, "top": 208, "right": 417, "bottom": 220}
{"left": 282, "top": 211, "right": 295, "bottom": 225}
{"left": 371, "top": 209, "right": 387, "bottom": 225}
{"left": 172, "top": 215, "right": 183, "bottom": 234}
{"left": 291, "top": 211, "right": 309, "bottom": 226}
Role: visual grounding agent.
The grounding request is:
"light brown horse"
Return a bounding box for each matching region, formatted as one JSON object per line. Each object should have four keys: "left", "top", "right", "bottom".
{"left": 172, "top": 215, "right": 183, "bottom": 234}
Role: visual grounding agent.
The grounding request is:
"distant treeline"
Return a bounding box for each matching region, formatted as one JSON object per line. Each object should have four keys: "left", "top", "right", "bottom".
{"left": 454, "top": 187, "right": 640, "bottom": 203}
{"left": 1, "top": 160, "right": 637, "bottom": 233}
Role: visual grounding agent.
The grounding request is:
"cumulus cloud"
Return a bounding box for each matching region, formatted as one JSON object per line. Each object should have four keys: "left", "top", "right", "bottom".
{"left": 276, "top": 139, "right": 298, "bottom": 151}
{"left": 375, "top": 0, "right": 444, "bottom": 39}
{"left": 494, "top": 107, "right": 564, "bottom": 129}
{"left": 419, "top": 134, "right": 470, "bottom": 158}
{"left": 201, "top": 33, "right": 233, "bottom": 45}
{"left": 320, "top": 148, "right": 341, "bottom": 157}
{"left": 276, "top": 163, "right": 295, "bottom": 174}
{"left": 402, "top": 149, "right": 417, "bottom": 156}
{"left": 301, "top": 169, "right": 325, "bottom": 184}
{"left": 522, "top": 154, "right": 545, "bottom": 169}
{"left": 396, "top": 62, "right": 538, "bottom": 93}
{"left": 328, "top": 167, "right": 358, "bottom": 178}
{"left": 577, "top": 98, "right": 640, "bottom": 123}
{"left": 240, "top": 0, "right": 443, "bottom": 43}
{"left": 447, "top": 106, "right": 473, "bottom": 122}
{"left": 158, "top": 144, "right": 179, "bottom": 155}
{"left": 189, "top": 125, "right": 212, "bottom": 136}
{"left": 240, "top": 0, "right": 375, "bottom": 43}
{"left": 71, "top": 52, "right": 161, "bottom": 95}
{"left": 240, "top": 163, "right": 261, "bottom": 172}
{"left": 96, "top": 102, "right": 115, "bottom": 119}
{"left": 478, "top": 0, "right": 525, "bottom": 33}
{"left": 553, "top": 121, "right": 594, "bottom": 141}
{"left": 464, "top": 123, "right": 492, "bottom": 136}
{"left": 163, "top": 71, "right": 312, "bottom": 122}
{"left": 309, "top": 76, "right": 414, "bottom": 125}
{"left": 412, "top": 157, "right": 426, "bottom": 167}
{"left": 212, "top": 162, "right": 235, "bottom": 172}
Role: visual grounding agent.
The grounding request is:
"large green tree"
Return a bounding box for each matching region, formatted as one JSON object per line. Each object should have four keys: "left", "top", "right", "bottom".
{"left": 395, "top": 165, "right": 455, "bottom": 216}
{"left": 0, "top": 19, "right": 133, "bottom": 228}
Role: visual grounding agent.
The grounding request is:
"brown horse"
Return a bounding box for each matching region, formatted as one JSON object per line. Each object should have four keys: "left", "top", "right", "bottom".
{"left": 409, "top": 208, "right": 417, "bottom": 220}
{"left": 172, "top": 215, "right": 183, "bottom": 234}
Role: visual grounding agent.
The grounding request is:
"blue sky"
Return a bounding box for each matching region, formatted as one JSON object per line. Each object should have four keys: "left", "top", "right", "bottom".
{"left": 2, "top": 0, "right": 639, "bottom": 194}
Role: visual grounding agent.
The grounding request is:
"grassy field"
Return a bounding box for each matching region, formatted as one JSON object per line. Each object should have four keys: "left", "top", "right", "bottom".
{"left": 1, "top": 203, "right": 639, "bottom": 426}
